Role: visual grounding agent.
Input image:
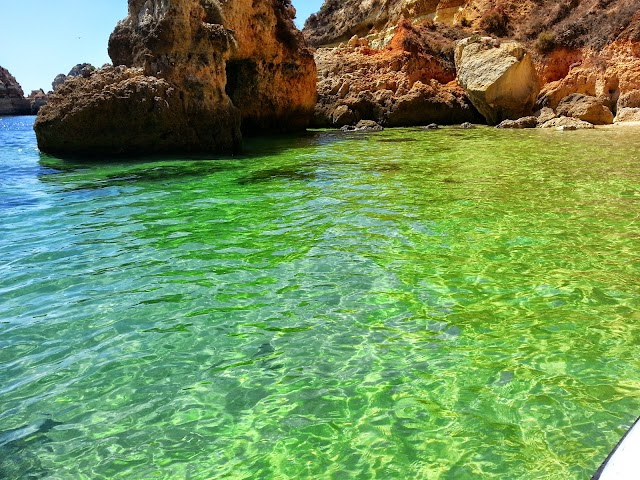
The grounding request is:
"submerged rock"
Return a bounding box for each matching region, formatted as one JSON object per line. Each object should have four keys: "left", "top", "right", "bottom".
{"left": 35, "top": 0, "right": 317, "bottom": 156}
{"left": 556, "top": 93, "right": 614, "bottom": 125}
{"left": 455, "top": 37, "right": 540, "bottom": 125}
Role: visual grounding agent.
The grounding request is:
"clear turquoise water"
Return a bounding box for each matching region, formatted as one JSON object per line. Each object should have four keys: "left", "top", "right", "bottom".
{"left": 1, "top": 115, "right": 639, "bottom": 479}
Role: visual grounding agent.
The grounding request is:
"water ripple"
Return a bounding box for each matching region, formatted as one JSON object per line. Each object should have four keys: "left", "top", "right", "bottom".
{"left": 1, "top": 117, "right": 640, "bottom": 478}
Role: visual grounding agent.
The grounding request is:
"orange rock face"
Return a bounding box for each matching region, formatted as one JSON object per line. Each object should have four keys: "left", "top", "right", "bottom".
{"left": 221, "top": 0, "right": 317, "bottom": 132}
{"left": 312, "top": 21, "right": 482, "bottom": 127}
{"left": 35, "top": 0, "right": 316, "bottom": 156}
{"left": 305, "top": 0, "right": 640, "bottom": 126}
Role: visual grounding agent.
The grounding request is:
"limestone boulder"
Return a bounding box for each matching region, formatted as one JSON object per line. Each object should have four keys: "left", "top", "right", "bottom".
{"left": 615, "top": 90, "right": 640, "bottom": 122}
{"left": 341, "top": 119, "right": 384, "bottom": 132}
{"left": 534, "top": 107, "right": 556, "bottom": 125}
{"left": 496, "top": 116, "right": 538, "bottom": 129}
{"left": 35, "top": 66, "right": 241, "bottom": 155}
{"left": 615, "top": 108, "right": 640, "bottom": 123}
{"left": 332, "top": 105, "right": 357, "bottom": 126}
{"left": 385, "top": 81, "right": 482, "bottom": 127}
{"left": 556, "top": 93, "right": 614, "bottom": 125}
{"left": 538, "top": 116, "right": 595, "bottom": 130}
{"left": 455, "top": 37, "right": 540, "bottom": 125}
{"left": 618, "top": 90, "right": 640, "bottom": 109}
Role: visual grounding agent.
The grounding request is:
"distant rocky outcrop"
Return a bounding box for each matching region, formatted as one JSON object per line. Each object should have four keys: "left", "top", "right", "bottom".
{"left": 27, "top": 89, "right": 48, "bottom": 114}
{"left": 52, "top": 63, "right": 97, "bottom": 91}
{"left": 35, "top": 0, "right": 317, "bottom": 156}
{"left": 0, "top": 67, "right": 31, "bottom": 116}
{"left": 455, "top": 37, "right": 539, "bottom": 125}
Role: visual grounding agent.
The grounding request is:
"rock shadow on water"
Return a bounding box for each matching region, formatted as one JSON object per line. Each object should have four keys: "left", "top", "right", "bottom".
{"left": 0, "top": 418, "right": 62, "bottom": 479}
{"left": 376, "top": 137, "right": 418, "bottom": 144}
{"left": 36, "top": 130, "right": 339, "bottom": 191}
{"left": 366, "top": 162, "right": 404, "bottom": 173}
{"left": 237, "top": 165, "right": 318, "bottom": 185}
{"left": 38, "top": 154, "right": 235, "bottom": 190}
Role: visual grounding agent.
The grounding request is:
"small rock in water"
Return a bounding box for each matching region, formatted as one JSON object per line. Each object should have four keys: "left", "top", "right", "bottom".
{"left": 459, "top": 122, "right": 475, "bottom": 129}
{"left": 341, "top": 120, "right": 384, "bottom": 132}
{"left": 496, "top": 116, "right": 538, "bottom": 129}
{"left": 539, "top": 116, "right": 594, "bottom": 130}
{"left": 423, "top": 123, "right": 439, "bottom": 130}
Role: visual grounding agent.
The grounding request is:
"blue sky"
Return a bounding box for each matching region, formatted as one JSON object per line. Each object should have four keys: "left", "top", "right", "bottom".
{"left": 0, "top": 0, "right": 323, "bottom": 94}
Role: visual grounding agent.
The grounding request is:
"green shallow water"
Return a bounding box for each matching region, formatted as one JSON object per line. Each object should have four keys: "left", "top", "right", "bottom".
{"left": 1, "top": 116, "right": 639, "bottom": 479}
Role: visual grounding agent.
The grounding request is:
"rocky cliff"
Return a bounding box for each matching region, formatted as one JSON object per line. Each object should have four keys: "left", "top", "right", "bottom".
{"left": 0, "top": 67, "right": 31, "bottom": 116}
{"left": 304, "top": 0, "right": 640, "bottom": 127}
{"left": 35, "top": 0, "right": 316, "bottom": 156}
{"left": 313, "top": 21, "right": 481, "bottom": 127}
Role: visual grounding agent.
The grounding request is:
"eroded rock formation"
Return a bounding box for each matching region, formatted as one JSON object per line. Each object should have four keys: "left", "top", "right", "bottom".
{"left": 455, "top": 37, "right": 539, "bottom": 125}
{"left": 304, "top": 0, "right": 470, "bottom": 47}
{"left": 27, "top": 90, "right": 48, "bottom": 114}
{"left": 311, "top": 19, "right": 481, "bottom": 128}
{"left": 35, "top": 0, "right": 316, "bottom": 156}
{"left": 304, "top": 0, "right": 640, "bottom": 128}
{"left": 0, "top": 67, "right": 31, "bottom": 116}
